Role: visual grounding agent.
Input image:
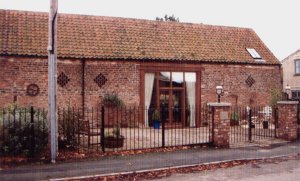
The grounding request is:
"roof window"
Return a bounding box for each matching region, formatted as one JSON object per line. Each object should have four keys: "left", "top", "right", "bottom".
{"left": 246, "top": 48, "right": 262, "bottom": 59}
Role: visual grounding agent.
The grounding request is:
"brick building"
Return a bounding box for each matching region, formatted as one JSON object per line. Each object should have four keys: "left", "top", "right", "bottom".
{"left": 282, "top": 49, "right": 300, "bottom": 100}
{"left": 0, "top": 10, "right": 281, "bottom": 127}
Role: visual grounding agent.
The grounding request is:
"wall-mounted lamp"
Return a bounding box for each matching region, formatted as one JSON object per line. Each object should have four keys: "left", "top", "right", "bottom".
{"left": 216, "top": 85, "right": 224, "bottom": 103}
{"left": 285, "top": 85, "right": 291, "bottom": 100}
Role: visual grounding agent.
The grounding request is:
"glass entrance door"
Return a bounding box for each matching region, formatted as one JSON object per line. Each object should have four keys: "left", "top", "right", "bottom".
{"left": 172, "top": 90, "right": 183, "bottom": 123}
{"left": 159, "top": 89, "right": 183, "bottom": 124}
{"left": 159, "top": 90, "right": 170, "bottom": 123}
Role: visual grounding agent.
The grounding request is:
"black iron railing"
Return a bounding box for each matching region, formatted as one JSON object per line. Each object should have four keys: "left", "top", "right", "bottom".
{"left": 0, "top": 104, "right": 289, "bottom": 157}
{"left": 0, "top": 106, "right": 48, "bottom": 157}
{"left": 229, "top": 105, "right": 278, "bottom": 144}
{"left": 56, "top": 105, "right": 212, "bottom": 153}
{"left": 297, "top": 103, "right": 300, "bottom": 124}
{"left": 297, "top": 103, "right": 300, "bottom": 135}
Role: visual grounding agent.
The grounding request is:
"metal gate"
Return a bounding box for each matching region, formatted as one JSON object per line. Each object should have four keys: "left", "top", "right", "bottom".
{"left": 297, "top": 102, "right": 300, "bottom": 138}
{"left": 56, "top": 105, "right": 213, "bottom": 153}
{"left": 229, "top": 106, "right": 277, "bottom": 144}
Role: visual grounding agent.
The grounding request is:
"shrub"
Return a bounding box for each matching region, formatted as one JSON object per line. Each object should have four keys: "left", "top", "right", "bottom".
{"left": 230, "top": 111, "right": 239, "bottom": 121}
{"left": 152, "top": 109, "right": 159, "bottom": 121}
{"left": 270, "top": 88, "right": 281, "bottom": 107}
{"left": 102, "top": 92, "right": 124, "bottom": 107}
{"left": 58, "top": 108, "right": 83, "bottom": 150}
{"left": 0, "top": 106, "right": 48, "bottom": 157}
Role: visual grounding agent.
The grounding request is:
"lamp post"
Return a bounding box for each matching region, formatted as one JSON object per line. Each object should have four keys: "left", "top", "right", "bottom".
{"left": 216, "top": 85, "right": 224, "bottom": 103}
{"left": 285, "top": 85, "right": 291, "bottom": 100}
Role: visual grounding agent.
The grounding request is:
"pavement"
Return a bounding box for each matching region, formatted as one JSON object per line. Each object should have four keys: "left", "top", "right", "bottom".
{"left": 0, "top": 139, "right": 300, "bottom": 181}
{"left": 158, "top": 155, "right": 300, "bottom": 181}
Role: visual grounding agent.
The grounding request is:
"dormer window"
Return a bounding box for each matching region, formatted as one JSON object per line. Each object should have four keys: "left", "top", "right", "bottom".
{"left": 246, "top": 48, "right": 262, "bottom": 59}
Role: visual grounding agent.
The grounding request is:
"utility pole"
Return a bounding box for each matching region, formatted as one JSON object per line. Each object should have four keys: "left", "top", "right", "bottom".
{"left": 48, "top": 0, "right": 58, "bottom": 163}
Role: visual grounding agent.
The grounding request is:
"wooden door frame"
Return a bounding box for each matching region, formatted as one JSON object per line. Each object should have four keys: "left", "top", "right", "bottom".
{"left": 140, "top": 63, "right": 203, "bottom": 127}
{"left": 158, "top": 88, "right": 185, "bottom": 125}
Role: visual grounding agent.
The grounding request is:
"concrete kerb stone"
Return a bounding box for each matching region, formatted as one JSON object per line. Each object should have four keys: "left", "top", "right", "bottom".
{"left": 49, "top": 154, "right": 298, "bottom": 181}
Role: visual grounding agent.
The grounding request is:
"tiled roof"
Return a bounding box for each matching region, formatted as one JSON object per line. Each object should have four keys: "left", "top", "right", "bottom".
{"left": 0, "top": 9, "right": 279, "bottom": 64}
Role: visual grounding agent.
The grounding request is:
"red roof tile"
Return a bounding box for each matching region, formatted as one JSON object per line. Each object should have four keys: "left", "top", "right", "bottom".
{"left": 0, "top": 9, "right": 279, "bottom": 64}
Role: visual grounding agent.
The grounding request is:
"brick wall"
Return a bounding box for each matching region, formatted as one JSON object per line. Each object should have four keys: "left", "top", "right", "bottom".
{"left": 277, "top": 101, "right": 298, "bottom": 141}
{"left": 84, "top": 60, "right": 140, "bottom": 109}
{"left": 208, "top": 103, "right": 231, "bottom": 148}
{"left": 201, "top": 64, "right": 282, "bottom": 106}
{"left": 0, "top": 56, "right": 281, "bottom": 110}
{"left": 0, "top": 56, "right": 140, "bottom": 110}
{"left": 57, "top": 59, "right": 82, "bottom": 108}
{"left": 0, "top": 56, "right": 48, "bottom": 108}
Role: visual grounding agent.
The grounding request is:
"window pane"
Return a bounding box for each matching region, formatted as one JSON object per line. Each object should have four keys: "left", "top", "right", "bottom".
{"left": 172, "top": 72, "right": 184, "bottom": 87}
{"left": 296, "top": 60, "right": 300, "bottom": 74}
{"left": 185, "top": 72, "right": 196, "bottom": 82}
{"left": 246, "top": 48, "right": 261, "bottom": 59}
{"left": 159, "top": 72, "right": 171, "bottom": 87}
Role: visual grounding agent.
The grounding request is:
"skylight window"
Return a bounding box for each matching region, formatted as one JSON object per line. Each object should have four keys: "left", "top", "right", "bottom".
{"left": 246, "top": 48, "right": 262, "bottom": 59}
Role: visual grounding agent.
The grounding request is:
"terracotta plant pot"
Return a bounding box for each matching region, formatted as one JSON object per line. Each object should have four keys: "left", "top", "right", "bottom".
{"left": 263, "top": 121, "right": 269, "bottom": 129}
{"left": 230, "top": 119, "right": 239, "bottom": 126}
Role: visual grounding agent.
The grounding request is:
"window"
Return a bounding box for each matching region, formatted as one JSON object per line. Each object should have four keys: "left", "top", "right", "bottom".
{"left": 291, "top": 90, "right": 300, "bottom": 100}
{"left": 146, "top": 71, "right": 197, "bottom": 127}
{"left": 295, "top": 60, "right": 300, "bottom": 75}
{"left": 172, "top": 72, "right": 184, "bottom": 87}
{"left": 246, "top": 48, "right": 262, "bottom": 59}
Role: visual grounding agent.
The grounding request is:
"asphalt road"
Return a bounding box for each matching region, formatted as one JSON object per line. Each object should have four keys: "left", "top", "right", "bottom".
{"left": 1, "top": 140, "right": 300, "bottom": 181}
{"left": 157, "top": 156, "right": 300, "bottom": 181}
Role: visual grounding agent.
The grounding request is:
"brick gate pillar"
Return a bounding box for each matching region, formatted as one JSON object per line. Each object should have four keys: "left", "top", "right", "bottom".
{"left": 208, "top": 102, "right": 231, "bottom": 148}
{"left": 277, "top": 101, "right": 298, "bottom": 141}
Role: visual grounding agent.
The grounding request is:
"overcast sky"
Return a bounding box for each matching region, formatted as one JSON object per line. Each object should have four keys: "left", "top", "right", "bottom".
{"left": 1, "top": 0, "right": 299, "bottom": 60}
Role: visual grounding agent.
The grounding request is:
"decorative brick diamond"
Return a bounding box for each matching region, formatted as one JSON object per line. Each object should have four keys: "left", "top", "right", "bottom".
{"left": 57, "top": 72, "right": 70, "bottom": 87}
{"left": 245, "top": 75, "right": 255, "bottom": 87}
{"left": 94, "top": 73, "right": 107, "bottom": 88}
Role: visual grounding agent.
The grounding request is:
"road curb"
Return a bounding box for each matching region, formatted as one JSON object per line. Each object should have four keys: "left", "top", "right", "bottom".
{"left": 50, "top": 153, "right": 299, "bottom": 181}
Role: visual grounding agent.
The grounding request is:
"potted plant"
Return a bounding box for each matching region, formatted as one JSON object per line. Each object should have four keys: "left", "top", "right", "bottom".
{"left": 101, "top": 92, "right": 124, "bottom": 126}
{"left": 230, "top": 111, "right": 239, "bottom": 126}
{"left": 152, "top": 109, "right": 160, "bottom": 129}
{"left": 103, "top": 126, "right": 125, "bottom": 148}
{"left": 102, "top": 92, "right": 124, "bottom": 107}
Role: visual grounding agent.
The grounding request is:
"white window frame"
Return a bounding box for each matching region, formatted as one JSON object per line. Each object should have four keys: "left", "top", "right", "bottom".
{"left": 246, "top": 48, "right": 262, "bottom": 59}
{"left": 295, "top": 59, "right": 300, "bottom": 75}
